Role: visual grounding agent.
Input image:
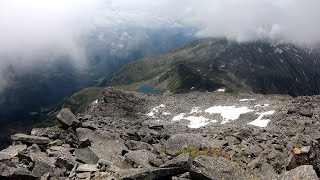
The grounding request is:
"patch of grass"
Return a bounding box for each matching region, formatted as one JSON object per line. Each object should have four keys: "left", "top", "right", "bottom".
{"left": 175, "top": 147, "right": 224, "bottom": 158}
{"left": 62, "top": 87, "right": 104, "bottom": 114}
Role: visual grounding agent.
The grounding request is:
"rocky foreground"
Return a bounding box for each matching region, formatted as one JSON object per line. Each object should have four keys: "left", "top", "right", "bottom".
{"left": 1, "top": 88, "right": 320, "bottom": 179}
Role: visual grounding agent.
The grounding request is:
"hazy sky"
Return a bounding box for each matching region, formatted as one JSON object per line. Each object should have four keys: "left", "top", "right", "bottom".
{"left": 0, "top": 0, "right": 320, "bottom": 90}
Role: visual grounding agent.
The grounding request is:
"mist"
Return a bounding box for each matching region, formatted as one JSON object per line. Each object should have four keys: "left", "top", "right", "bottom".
{"left": 1, "top": 0, "right": 320, "bottom": 91}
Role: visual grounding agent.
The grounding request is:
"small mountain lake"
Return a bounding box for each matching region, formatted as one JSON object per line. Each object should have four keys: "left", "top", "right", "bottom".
{"left": 137, "top": 87, "right": 162, "bottom": 95}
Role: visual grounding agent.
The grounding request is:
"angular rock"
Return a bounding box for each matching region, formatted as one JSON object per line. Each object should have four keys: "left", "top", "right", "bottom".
{"left": 78, "top": 138, "right": 91, "bottom": 148}
{"left": 31, "top": 126, "right": 64, "bottom": 139}
{"left": 148, "top": 156, "right": 163, "bottom": 167}
{"left": 10, "top": 168, "right": 37, "bottom": 180}
{"left": 11, "top": 134, "right": 50, "bottom": 144}
{"left": 75, "top": 147, "right": 99, "bottom": 164}
{"left": 56, "top": 108, "right": 81, "bottom": 129}
{"left": 64, "top": 127, "right": 80, "bottom": 147}
{"left": 0, "top": 154, "right": 11, "bottom": 161}
{"left": 279, "top": 165, "right": 318, "bottom": 180}
{"left": 166, "top": 134, "right": 212, "bottom": 155}
{"left": 160, "top": 153, "right": 192, "bottom": 171}
{"left": 76, "top": 172, "right": 91, "bottom": 179}
{"left": 40, "top": 172, "right": 50, "bottom": 180}
{"left": 142, "top": 120, "right": 166, "bottom": 130}
{"left": 125, "top": 140, "right": 151, "bottom": 151}
{"left": 124, "top": 150, "right": 158, "bottom": 168}
{"left": 225, "top": 136, "right": 240, "bottom": 145}
{"left": 118, "top": 167, "right": 184, "bottom": 180}
{"left": 76, "top": 128, "right": 127, "bottom": 163}
{"left": 190, "top": 156, "right": 251, "bottom": 180}
{"left": 0, "top": 144, "right": 27, "bottom": 158}
{"left": 301, "top": 146, "right": 311, "bottom": 154}
{"left": 243, "top": 145, "right": 263, "bottom": 156}
{"left": 209, "top": 139, "right": 228, "bottom": 149}
{"left": 32, "top": 161, "right": 61, "bottom": 178}
{"left": 0, "top": 162, "right": 11, "bottom": 178}
{"left": 56, "top": 157, "right": 75, "bottom": 170}
{"left": 76, "top": 164, "right": 99, "bottom": 172}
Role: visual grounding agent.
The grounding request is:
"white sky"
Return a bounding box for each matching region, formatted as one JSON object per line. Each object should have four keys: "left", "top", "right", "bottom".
{"left": 0, "top": 0, "right": 320, "bottom": 90}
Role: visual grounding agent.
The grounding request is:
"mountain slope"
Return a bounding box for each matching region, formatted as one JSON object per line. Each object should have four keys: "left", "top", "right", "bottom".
{"left": 100, "top": 38, "right": 320, "bottom": 96}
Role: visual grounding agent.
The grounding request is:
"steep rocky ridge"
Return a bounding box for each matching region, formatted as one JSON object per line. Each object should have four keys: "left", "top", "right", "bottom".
{"left": 100, "top": 38, "right": 320, "bottom": 96}
{"left": 1, "top": 88, "right": 320, "bottom": 179}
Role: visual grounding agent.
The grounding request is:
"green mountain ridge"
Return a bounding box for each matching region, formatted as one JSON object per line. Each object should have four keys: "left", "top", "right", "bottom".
{"left": 99, "top": 38, "right": 320, "bottom": 96}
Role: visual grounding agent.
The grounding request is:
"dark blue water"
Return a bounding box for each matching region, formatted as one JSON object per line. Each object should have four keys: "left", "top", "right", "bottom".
{"left": 137, "top": 87, "right": 162, "bottom": 95}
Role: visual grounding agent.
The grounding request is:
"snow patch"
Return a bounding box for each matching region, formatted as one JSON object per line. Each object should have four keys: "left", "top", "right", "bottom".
{"left": 239, "top": 99, "right": 256, "bottom": 102}
{"left": 295, "top": 54, "right": 302, "bottom": 59}
{"left": 147, "top": 104, "right": 166, "bottom": 118}
{"left": 190, "top": 107, "right": 201, "bottom": 114}
{"left": 275, "top": 48, "right": 283, "bottom": 54}
{"left": 92, "top": 99, "right": 98, "bottom": 105}
{"left": 205, "top": 106, "right": 254, "bottom": 124}
{"left": 184, "top": 116, "right": 216, "bottom": 128}
{"left": 162, "top": 112, "right": 171, "bottom": 116}
{"left": 172, "top": 113, "right": 186, "bottom": 121}
{"left": 302, "top": 69, "right": 309, "bottom": 81}
{"left": 248, "top": 111, "right": 275, "bottom": 128}
{"left": 216, "top": 89, "right": 225, "bottom": 92}
{"left": 172, "top": 113, "right": 216, "bottom": 128}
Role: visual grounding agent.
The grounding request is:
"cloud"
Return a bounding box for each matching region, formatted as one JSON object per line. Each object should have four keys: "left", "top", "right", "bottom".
{"left": 108, "top": 0, "right": 320, "bottom": 44}
{"left": 0, "top": 0, "right": 320, "bottom": 92}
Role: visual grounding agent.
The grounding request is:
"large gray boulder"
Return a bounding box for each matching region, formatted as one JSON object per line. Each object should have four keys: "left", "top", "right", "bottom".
{"left": 0, "top": 162, "right": 11, "bottom": 178}
{"left": 76, "top": 128, "right": 127, "bottom": 163}
{"left": 279, "top": 165, "right": 318, "bottom": 180}
{"left": 56, "top": 108, "right": 81, "bottom": 129}
{"left": 124, "top": 150, "right": 158, "bottom": 168}
{"left": 11, "top": 134, "right": 50, "bottom": 144}
{"left": 160, "top": 153, "right": 192, "bottom": 171}
{"left": 0, "top": 144, "right": 27, "bottom": 159}
{"left": 118, "top": 167, "right": 184, "bottom": 180}
{"left": 166, "top": 134, "right": 212, "bottom": 155}
{"left": 75, "top": 147, "right": 99, "bottom": 164}
{"left": 190, "top": 156, "right": 251, "bottom": 180}
{"left": 76, "top": 164, "right": 99, "bottom": 172}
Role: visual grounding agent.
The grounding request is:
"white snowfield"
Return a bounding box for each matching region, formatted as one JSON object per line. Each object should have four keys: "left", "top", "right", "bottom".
{"left": 172, "top": 114, "right": 217, "bottom": 128}
{"left": 147, "top": 98, "right": 276, "bottom": 129}
{"left": 248, "top": 111, "right": 275, "bottom": 128}
{"left": 205, "top": 106, "right": 254, "bottom": 124}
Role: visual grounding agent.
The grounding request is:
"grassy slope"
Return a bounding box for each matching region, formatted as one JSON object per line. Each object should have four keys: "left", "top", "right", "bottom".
{"left": 62, "top": 87, "right": 104, "bottom": 114}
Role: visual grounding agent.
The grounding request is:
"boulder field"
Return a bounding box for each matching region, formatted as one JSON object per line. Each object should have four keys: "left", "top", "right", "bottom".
{"left": 1, "top": 88, "right": 320, "bottom": 179}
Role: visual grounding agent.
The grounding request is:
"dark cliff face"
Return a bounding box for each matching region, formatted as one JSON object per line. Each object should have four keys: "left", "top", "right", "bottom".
{"left": 102, "top": 38, "right": 320, "bottom": 96}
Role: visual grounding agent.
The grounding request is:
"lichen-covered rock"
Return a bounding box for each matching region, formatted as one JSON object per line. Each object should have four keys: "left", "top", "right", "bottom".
{"left": 190, "top": 156, "right": 252, "bottom": 180}
{"left": 124, "top": 150, "right": 158, "bottom": 168}
{"left": 279, "top": 165, "right": 318, "bottom": 180}
{"left": 165, "top": 134, "right": 212, "bottom": 155}
{"left": 160, "top": 153, "right": 192, "bottom": 171}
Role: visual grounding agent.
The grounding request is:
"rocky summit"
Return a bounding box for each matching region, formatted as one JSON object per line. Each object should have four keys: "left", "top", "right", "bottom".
{"left": 1, "top": 88, "right": 320, "bottom": 179}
